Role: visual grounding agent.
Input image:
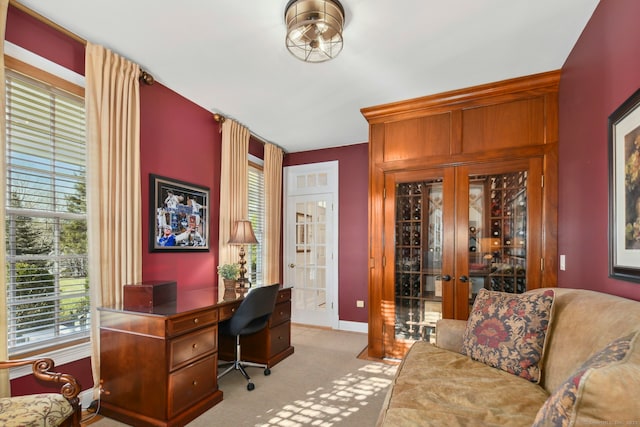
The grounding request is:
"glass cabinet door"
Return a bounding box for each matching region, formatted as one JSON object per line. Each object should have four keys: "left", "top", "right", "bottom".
{"left": 466, "top": 170, "right": 529, "bottom": 313}
{"left": 394, "top": 179, "right": 444, "bottom": 344}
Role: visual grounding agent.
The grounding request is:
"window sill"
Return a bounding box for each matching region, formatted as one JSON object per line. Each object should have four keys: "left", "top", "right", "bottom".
{"left": 9, "top": 341, "right": 91, "bottom": 380}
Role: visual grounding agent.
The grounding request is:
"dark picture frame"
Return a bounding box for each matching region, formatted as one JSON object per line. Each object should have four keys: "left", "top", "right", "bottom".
{"left": 608, "top": 88, "right": 640, "bottom": 283}
{"left": 150, "top": 174, "right": 209, "bottom": 252}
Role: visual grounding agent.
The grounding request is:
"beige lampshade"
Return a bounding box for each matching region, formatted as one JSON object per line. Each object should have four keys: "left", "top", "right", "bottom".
{"left": 228, "top": 220, "right": 258, "bottom": 245}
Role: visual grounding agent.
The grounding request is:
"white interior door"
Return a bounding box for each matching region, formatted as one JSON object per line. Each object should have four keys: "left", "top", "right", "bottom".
{"left": 284, "top": 162, "right": 338, "bottom": 328}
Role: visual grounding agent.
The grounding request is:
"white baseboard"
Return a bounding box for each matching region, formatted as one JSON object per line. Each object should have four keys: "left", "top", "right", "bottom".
{"left": 337, "top": 320, "right": 368, "bottom": 334}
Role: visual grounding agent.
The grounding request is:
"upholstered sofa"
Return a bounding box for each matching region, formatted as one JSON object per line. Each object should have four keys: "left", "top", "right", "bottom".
{"left": 0, "top": 358, "right": 81, "bottom": 427}
{"left": 377, "top": 288, "right": 640, "bottom": 426}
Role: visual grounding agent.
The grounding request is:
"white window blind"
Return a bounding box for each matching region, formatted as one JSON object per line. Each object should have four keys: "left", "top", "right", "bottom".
{"left": 5, "top": 68, "right": 89, "bottom": 355}
{"left": 248, "top": 163, "right": 264, "bottom": 286}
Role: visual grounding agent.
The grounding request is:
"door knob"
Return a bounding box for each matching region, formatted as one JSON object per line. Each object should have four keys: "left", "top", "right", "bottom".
{"left": 441, "top": 275, "right": 451, "bottom": 281}
{"left": 459, "top": 275, "right": 469, "bottom": 282}
{"left": 288, "top": 263, "right": 295, "bottom": 268}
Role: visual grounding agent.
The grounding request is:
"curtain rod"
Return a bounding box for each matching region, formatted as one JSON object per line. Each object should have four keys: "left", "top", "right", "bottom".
{"left": 212, "top": 113, "right": 285, "bottom": 152}
{"left": 10, "top": 0, "right": 155, "bottom": 85}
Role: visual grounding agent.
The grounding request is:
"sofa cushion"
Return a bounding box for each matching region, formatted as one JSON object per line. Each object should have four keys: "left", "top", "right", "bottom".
{"left": 462, "top": 288, "right": 555, "bottom": 383}
{"left": 532, "top": 330, "right": 640, "bottom": 427}
{"left": 377, "top": 342, "right": 549, "bottom": 427}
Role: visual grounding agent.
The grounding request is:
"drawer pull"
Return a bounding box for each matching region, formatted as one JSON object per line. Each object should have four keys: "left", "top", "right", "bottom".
{"left": 192, "top": 343, "right": 198, "bottom": 350}
{"left": 193, "top": 318, "right": 199, "bottom": 324}
{"left": 192, "top": 380, "right": 198, "bottom": 386}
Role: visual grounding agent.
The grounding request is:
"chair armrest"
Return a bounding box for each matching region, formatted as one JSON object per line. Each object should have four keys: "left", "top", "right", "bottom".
{"left": 0, "top": 358, "right": 81, "bottom": 403}
{"left": 435, "top": 319, "right": 467, "bottom": 353}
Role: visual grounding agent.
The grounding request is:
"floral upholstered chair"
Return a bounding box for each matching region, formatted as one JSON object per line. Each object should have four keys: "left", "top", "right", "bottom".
{"left": 0, "top": 358, "right": 81, "bottom": 427}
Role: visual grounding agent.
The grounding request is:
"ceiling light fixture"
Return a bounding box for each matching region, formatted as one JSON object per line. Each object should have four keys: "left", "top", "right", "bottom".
{"left": 285, "top": 0, "right": 345, "bottom": 63}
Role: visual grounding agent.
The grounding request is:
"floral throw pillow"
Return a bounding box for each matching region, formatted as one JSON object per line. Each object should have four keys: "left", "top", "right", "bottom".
{"left": 462, "top": 288, "right": 555, "bottom": 383}
{"left": 532, "top": 331, "right": 639, "bottom": 427}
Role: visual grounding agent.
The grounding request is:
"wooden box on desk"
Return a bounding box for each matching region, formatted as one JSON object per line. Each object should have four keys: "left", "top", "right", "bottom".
{"left": 123, "top": 280, "right": 177, "bottom": 312}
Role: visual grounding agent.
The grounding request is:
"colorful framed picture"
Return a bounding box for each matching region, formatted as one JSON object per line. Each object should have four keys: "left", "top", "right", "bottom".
{"left": 149, "top": 174, "right": 209, "bottom": 252}
{"left": 608, "top": 88, "right": 640, "bottom": 282}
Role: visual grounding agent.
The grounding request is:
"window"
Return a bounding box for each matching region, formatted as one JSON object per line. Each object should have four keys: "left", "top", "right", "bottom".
{"left": 248, "top": 162, "right": 264, "bottom": 285}
{"left": 5, "top": 61, "right": 88, "bottom": 356}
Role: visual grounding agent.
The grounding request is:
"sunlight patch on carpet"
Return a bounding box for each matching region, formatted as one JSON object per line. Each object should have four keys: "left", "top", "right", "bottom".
{"left": 255, "top": 363, "right": 397, "bottom": 427}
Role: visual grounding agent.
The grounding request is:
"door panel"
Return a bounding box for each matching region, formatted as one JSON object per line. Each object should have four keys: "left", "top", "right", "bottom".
{"left": 455, "top": 159, "right": 542, "bottom": 320}
{"left": 287, "top": 195, "right": 334, "bottom": 327}
{"left": 383, "top": 168, "right": 455, "bottom": 358}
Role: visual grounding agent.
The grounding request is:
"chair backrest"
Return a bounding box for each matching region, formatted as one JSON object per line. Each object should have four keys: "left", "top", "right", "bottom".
{"left": 226, "top": 283, "right": 281, "bottom": 336}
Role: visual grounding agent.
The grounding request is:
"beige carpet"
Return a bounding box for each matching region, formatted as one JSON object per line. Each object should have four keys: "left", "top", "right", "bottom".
{"left": 84, "top": 325, "right": 397, "bottom": 427}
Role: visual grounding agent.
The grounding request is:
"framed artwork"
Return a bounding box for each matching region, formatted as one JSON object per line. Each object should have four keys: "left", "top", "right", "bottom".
{"left": 150, "top": 174, "right": 209, "bottom": 252}
{"left": 608, "top": 88, "right": 640, "bottom": 283}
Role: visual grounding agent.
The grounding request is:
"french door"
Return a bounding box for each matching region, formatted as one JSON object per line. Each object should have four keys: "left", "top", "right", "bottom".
{"left": 382, "top": 158, "right": 542, "bottom": 358}
{"left": 283, "top": 161, "right": 339, "bottom": 329}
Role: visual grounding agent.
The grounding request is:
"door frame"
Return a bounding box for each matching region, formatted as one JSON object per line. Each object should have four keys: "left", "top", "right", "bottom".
{"left": 283, "top": 161, "right": 339, "bottom": 329}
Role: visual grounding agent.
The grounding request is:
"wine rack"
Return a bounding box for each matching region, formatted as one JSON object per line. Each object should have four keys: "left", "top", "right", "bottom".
{"left": 487, "top": 171, "right": 527, "bottom": 294}
{"left": 394, "top": 181, "right": 442, "bottom": 342}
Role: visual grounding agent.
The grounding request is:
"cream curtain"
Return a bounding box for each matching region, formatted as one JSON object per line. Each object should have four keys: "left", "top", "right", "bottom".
{"left": 218, "top": 119, "right": 250, "bottom": 298}
{"left": 85, "top": 42, "right": 142, "bottom": 399}
{"left": 0, "top": 0, "right": 10, "bottom": 398}
{"left": 263, "top": 143, "right": 283, "bottom": 285}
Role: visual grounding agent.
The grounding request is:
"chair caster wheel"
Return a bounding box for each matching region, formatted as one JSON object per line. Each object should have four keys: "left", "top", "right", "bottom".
{"left": 264, "top": 368, "right": 271, "bottom": 376}
{"left": 247, "top": 382, "right": 255, "bottom": 391}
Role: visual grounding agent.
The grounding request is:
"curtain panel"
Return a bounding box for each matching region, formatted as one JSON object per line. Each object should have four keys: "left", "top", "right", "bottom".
{"left": 264, "top": 143, "right": 283, "bottom": 285}
{"left": 85, "top": 42, "right": 142, "bottom": 398}
{"left": 218, "top": 119, "right": 250, "bottom": 298}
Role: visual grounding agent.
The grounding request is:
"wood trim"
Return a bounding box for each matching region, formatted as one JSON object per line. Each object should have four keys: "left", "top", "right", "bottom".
{"left": 5, "top": 55, "right": 84, "bottom": 97}
{"left": 361, "top": 70, "right": 561, "bottom": 124}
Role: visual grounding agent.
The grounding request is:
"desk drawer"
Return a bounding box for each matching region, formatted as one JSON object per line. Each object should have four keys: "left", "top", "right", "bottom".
{"left": 168, "top": 309, "right": 218, "bottom": 336}
{"left": 170, "top": 325, "right": 217, "bottom": 371}
{"left": 269, "top": 300, "right": 291, "bottom": 327}
{"left": 218, "top": 303, "right": 238, "bottom": 322}
{"left": 276, "top": 288, "right": 291, "bottom": 304}
{"left": 169, "top": 354, "right": 217, "bottom": 418}
{"left": 269, "top": 321, "right": 291, "bottom": 357}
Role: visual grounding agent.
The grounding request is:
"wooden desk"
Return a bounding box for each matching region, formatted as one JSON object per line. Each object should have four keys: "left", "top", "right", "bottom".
{"left": 98, "top": 286, "right": 293, "bottom": 427}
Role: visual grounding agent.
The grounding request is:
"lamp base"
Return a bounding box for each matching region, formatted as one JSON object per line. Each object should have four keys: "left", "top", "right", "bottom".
{"left": 236, "top": 278, "right": 251, "bottom": 289}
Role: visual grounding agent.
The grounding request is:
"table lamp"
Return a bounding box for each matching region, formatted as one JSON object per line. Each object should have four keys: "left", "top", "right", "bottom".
{"left": 228, "top": 220, "right": 258, "bottom": 287}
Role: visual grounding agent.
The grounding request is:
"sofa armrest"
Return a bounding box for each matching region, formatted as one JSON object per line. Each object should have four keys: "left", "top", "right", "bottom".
{"left": 435, "top": 319, "right": 467, "bottom": 353}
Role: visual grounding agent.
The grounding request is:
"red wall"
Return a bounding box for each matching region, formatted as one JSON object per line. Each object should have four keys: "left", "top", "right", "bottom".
{"left": 139, "top": 83, "right": 222, "bottom": 290}
{"left": 284, "top": 144, "right": 369, "bottom": 323}
{"left": 558, "top": 0, "right": 640, "bottom": 300}
{"left": 6, "top": 6, "right": 84, "bottom": 75}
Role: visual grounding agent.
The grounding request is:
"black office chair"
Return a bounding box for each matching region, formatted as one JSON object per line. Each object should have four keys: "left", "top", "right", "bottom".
{"left": 217, "top": 283, "right": 280, "bottom": 391}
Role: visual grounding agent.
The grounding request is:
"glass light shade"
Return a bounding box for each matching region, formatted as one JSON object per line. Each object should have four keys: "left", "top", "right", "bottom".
{"left": 285, "top": 0, "right": 345, "bottom": 63}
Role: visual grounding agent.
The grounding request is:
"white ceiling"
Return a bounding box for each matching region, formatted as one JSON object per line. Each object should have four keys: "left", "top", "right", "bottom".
{"left": 17, "top": 0, "right": 599, "bottom": 153}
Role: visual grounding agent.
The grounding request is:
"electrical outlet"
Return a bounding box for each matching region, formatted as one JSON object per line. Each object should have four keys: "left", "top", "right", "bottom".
{"left": 356, "top": 300, "right": 365, "bottom": 308}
